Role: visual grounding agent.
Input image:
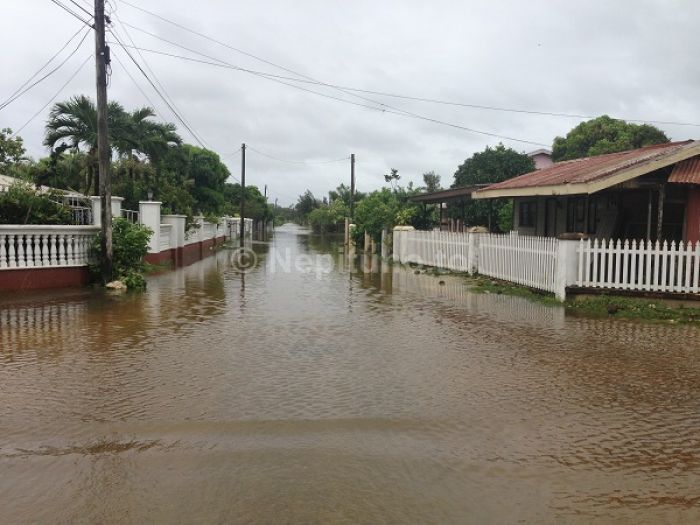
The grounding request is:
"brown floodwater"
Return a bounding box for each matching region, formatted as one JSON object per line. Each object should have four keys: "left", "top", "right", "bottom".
{"left": 1, "top": 224, "right": 700, "bottom": 524}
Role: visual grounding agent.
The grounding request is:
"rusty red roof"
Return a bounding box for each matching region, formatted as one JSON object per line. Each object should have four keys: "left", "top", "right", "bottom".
{"left": 474, "top": 140, "right": 700, "bottom": 198}
{"left": 669, "top": 155, "right": 700, "bottom": 184}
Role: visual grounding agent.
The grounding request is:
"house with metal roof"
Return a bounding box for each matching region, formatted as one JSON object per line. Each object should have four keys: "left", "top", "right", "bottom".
{"left": 474, "top": 140, "right": 700, "bottom": 244}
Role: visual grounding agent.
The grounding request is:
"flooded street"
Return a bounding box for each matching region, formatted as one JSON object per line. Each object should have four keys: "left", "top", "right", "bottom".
{"left": 1, "top": 224, "right": 700, "bottom": 524}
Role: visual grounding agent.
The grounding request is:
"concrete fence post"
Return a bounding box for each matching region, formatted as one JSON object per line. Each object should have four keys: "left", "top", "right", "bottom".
{"left": 139, "top": 201, "right": 162, "bottom": 254}
{"left": 90, "top": 196, "right": 101, "bottom": 226}
{"left": 554, "top": 239, "right": 579, "bottom": 301}
{"left": 110, "top": 197, "right": 124, "bottom": 219}
{"left": 161, "top": 214, "right": 186, "bottom": 250}
{"left": 467, "top": 233, "right": 480, "bottom": 275}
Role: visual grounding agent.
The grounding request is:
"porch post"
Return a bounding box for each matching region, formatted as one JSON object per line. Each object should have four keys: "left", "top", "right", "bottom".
{"left": 657, "top": 183, "right": 666, "bottom": 241}
{"left": 646, "top": 188, "right": 653, "bottom": 241}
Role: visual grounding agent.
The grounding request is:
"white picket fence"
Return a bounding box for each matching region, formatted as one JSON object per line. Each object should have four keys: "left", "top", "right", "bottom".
{"left": 394, "top": 229, "right": 472, "bottom": 272}
{"left": 577, "top": 239, "right": 700, "bottom": 293}
{"left": 478, "top": 233, "right": 559, "bottom": 294}
{"left": 392, "top": 227, "right": 700, "bottom": 299}
{"left": 0, "top": 226, "right": 98, "bottom": 269}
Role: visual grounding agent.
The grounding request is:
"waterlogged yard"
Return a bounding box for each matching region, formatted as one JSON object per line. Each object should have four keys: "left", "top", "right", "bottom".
{"left": 1, "top": 224, "right": 700, "bottom": 524}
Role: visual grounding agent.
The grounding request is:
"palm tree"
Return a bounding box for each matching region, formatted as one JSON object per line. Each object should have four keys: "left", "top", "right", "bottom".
{"left": 44, "top": 95, "right": 180, "bottom": 195}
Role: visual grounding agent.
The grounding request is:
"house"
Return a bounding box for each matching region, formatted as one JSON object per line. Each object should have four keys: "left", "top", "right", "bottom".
{"left": 474, "top": 140, "right": 700, "bottom": 244}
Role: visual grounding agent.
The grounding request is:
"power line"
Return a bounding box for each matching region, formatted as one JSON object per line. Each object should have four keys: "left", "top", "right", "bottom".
{"left": 3, "top": 25, "right": 85, "bottom": 105}
{"left": 112, "top": 15, "right": 203, "bottom": 147}
{"left": 0, "top": 27, "right": 91, "bottom": 112}
{"left": 247, "top": 146, "right": 349, "bottom": 165}
{"left": 115, "top": 0, "right": 700, "bottom": 129}
{"left": 108, "top": 31, "right": 208, "bottom": 148}
{"left": 107, "top": 40, "right": 549, "bottom": 146}
{"left": 13, "top": 54, "right": 92, "bottom": 136}
{"left": 48, "top": 0, "right": 93, "bottom": 27}
{"left": 109, "top": 20, "right": 553, "bottom": 145}
{"left": 65, "top": 0, "right": 94, "bottom": 19}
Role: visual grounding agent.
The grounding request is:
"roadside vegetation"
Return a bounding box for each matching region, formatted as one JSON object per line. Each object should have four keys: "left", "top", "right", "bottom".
{"left": 90, "top": 218, "right": 152, "bottom": 290}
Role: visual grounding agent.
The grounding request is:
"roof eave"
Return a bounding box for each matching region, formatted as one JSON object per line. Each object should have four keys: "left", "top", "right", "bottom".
{"left": 474, "top": 142, "right": 700, "bottom": 200}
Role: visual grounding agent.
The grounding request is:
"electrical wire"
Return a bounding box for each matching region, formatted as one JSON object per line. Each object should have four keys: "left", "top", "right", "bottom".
{"left": 65, "top": 0, "right": 93, "bottom": 19}
{"left": 115, "top": 0, "right": 700, "bottom": 129}
{"left": 48, "top": 0, "right": 93, "bottom": 27}
{"left": 13, "top": 54, "right": 92, "bottom": 136}
{"left": 0, "top": 27, "right": 91, "bottom": 112}
{"left": 112, "top": 15, "right": 203, "bottom": 148}
{"left": 247, "top": 146, "right": 349, "bottom": 165}
{"left": 106, "top": 40, "right": 550, "bottom": 146}
{"left": 109, "top": 31, "right": 208, "bottom": 148}
{"left": 3, "top": 25, "right": 85, "bottom": 105}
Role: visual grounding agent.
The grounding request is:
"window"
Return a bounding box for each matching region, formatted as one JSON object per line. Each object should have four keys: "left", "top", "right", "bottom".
{"left": 519, "top": 201, "right": 537, "bottom": 228}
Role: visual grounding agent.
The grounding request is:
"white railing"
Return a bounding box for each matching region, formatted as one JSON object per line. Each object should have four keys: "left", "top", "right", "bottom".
{"left": 577, "top": 239, "right": 700, "bottom": 293}
{"left": 0, "top": 226, "right": 98, "bottom": 269}
{"left": 121, "top": 209, "right": 140, "bottom": 223}
{"left": 478, "top": 233, "right": 559, "bottom": 294}
{"left": 395, "top": 229, "right": 472, "bottom": 272}
{"left": 159, "top": 224, "right": 172, "bottom": 252}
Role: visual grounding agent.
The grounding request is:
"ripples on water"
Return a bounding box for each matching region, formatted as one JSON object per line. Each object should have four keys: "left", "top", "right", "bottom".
{"left": 1, "top": 224, "right": 700, "bottom": 524}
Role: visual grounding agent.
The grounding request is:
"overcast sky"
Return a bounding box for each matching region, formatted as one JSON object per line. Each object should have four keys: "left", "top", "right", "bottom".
{"left": 1, "top": 0, "right": 699, "bottom": 205}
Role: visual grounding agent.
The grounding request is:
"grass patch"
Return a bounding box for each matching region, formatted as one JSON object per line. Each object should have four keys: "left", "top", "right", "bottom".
{"left": 565, "top": 295, "right": 700, "bottom": 324}
{"left": 391, "top": 259, "right": 700, "bottom": 325}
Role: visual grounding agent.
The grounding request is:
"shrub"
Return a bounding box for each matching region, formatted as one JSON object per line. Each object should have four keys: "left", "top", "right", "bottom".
{"left": 91, "top": 218, "right": 152, "bottom": 290}
{"left": 0, "top": 182, "right": 72, "bottom": 224}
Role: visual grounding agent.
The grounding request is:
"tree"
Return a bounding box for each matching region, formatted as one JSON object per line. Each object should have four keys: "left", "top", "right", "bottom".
{"left": 422, "top": 171, "right": 441, "bottom": 192}
{"left": 551, "top": 115, "right": 669, "bottom": 162}
{"left": 43, "top": 95, "right": 180, "bottom": 195}
{"left": 452, "top": 144, "right": 534, "bottom": 230}
{"left": 0, "top": 128, "right": 26, "bottom": 173}
{"left": 295, "top": 190, "right": 320, "bottom": 219}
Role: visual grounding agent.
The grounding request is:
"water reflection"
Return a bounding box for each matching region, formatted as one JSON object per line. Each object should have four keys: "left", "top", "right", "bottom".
{"left": 1, "top": 224, "right": 700, "bottom": 524}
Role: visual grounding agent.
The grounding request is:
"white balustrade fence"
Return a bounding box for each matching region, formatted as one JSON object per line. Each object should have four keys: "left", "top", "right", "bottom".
{"left": 478, "top": 233, "right": 559, "bottom": 294}
{"left": 577, "top": 239, "right": 700, "bottom": 293}
{"left": 159, "top": 224, "right": 172, "bottom": 252}
{"left": 0, "top": 226, "right": 98, "bottom": 269}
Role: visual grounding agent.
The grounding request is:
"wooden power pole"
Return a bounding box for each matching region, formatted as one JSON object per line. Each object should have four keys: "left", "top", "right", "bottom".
{"left": 94, "top": 0, "right": 112, "bottom": 283}
{"left": 350, "top": 153, "right": 355, "bottom": 220}
{"left": 240, "top": 143, "right": 246, "bottom": 246}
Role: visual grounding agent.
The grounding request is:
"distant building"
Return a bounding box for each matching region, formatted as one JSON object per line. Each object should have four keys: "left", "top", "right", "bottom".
{"left": 527, "top": 148, "right": 554, "bottom": 170}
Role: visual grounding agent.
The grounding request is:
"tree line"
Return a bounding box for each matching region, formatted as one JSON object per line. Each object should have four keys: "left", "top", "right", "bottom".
{"left": 0, "top": 94, "right": 272, "bottom": 224}
{"left": 288, "top": 115, "right": 670, "bottom": 242}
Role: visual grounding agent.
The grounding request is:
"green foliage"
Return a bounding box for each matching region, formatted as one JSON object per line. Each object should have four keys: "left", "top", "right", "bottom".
{"left": 0, "top": 128, "right": 27, "bottom": 172}
{"left": 422, "top": 171, "right": 441, "bottom": 192}
{"left": 497, "top": 200, "right": 514, "bottom": 233}
{"left": 353, "top": 188, "right": 402, "bottom": 243}
{"left": 295, "top": 190, "right": 320, "bottom": 219}
{"left": 91, "top": 218, "right": 152, "bottom": 290}
{"left": 452, "top": 144, "right": 534, "bottom": 230}
{"left": 223, "top": 183, "right": 271, "bottom": 220}
{"left": 307, "top": 198, "right": 348, "bottom": 233}
{"left": 0, "top": 182, "right": 71, "bottom": 224}
{"left": 551, "top": 115, "right": 669, "bottom": 162}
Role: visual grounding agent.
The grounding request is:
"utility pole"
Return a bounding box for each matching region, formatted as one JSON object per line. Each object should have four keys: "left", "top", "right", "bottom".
{"left": 240, "top": 143, "right": 246, "bottom": 246}
{"left": 350, "top": 153, "right": 355, "bottom": 220}
{"left": 94, "top": 0, "right": 112, "bottom": 283}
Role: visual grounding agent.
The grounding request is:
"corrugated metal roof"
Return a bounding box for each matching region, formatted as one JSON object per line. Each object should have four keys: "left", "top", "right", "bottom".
{"left": 669, "top": 156, "right": 700, "bottom": 184}
{"left": 477, "top": 141, "right": 697, "bottom": 192}
{"left": 408, "top": 184, "right": 488, "bottom": 204}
